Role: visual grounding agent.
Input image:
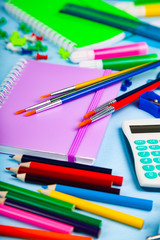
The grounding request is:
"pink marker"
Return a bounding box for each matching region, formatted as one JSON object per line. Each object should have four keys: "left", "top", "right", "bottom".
{"left": 70, "top": 42, "right": 148, "bottom": 63}
{"left": 0, "top": 204, "right": 73, "bottom": 234}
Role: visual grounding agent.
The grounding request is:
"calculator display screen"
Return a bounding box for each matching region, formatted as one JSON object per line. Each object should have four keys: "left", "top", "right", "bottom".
{"left": 130, "top": 125, "right": 160, "bottom": 133}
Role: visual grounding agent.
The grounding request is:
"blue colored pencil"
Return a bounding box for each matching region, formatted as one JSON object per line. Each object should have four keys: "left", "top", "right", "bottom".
{"left": 53, "top": 184, "right": 153, "bottom": 211}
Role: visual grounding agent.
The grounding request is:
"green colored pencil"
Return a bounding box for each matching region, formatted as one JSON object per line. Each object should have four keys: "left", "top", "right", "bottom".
{"left": 0, "top": 190, "right": 102, "bottom": 228}
{"left": 0, "top": 181, "right": 74, "bottom": 211}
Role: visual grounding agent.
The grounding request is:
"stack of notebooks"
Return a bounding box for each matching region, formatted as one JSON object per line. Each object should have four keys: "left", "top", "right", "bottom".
{"left": 4, "top": 0, "right": 137, "bottom": 52}
{"left": 0, "top": 59, "right": 121, "bottom": 165}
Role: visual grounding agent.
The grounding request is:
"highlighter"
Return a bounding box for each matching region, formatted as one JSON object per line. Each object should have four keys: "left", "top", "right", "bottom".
{"left": 70, "top": 42, "right": 148, "bottom": 63}
{"left": 79, "top": 54, "right": 158, "bottom": 70}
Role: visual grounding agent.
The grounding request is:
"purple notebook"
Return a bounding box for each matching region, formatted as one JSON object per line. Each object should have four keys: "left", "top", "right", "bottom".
{"left": 0, "top": 59, "right": 121, "bottom": 165}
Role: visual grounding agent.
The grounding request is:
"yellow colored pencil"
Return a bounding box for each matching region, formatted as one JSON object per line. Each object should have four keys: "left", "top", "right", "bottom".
{"left": 38, "top": 189, "right": 144, "bottom": 229}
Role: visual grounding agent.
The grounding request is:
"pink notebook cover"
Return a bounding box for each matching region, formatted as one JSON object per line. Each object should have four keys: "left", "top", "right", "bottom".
{"left": 0, "top": 59, "right": 121, "bottom": 165}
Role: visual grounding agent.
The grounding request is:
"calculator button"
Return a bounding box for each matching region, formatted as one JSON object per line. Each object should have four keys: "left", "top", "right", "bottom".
{"left": 151, "top": 151, "right": 160, "bottom": 156}
{"left": 147, "top": 139, "right": 158, "bottom": 144}
{"left": 136, "top": 146, "right": 147, "bottom": 151}
{"left": 156, "top": 165, "right": 160, "bottom": 171}
{"left": 138, "top": 152, "right": 150, "bottom": 157}
{"left": 149, "top": 145, "right": 160, "bottom": 150}
{"left": 140, "top": 158, "right": 152, "bottom": 164}
{"left": 145, "top": 172, "right": 157, "bottom": 179}
{"left": 142, "top": 165, "right": 155, "bottom": 171}
{"left": 153, "top": 158, "right": 160, "bottom": 163}
{"left": 134, "top": 140, "right": 146, "bottom": 145}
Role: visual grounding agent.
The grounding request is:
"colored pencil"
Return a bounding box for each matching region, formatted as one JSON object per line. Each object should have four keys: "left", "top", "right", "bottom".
{"left": 24, "top": 60, "right": 160, "bottom": 116}
{"left": 0, "top": 181, "right": 74, "bottom": 211}
{"left": 0, "top": 204, "right": 73, "bottom": 233}
{"left": 83, "top": 75, "right": 160, "bottom": 119}
{"left": 52, "top": 184, "right": 153, "bottom": 211}
{"left": 79, "top": 76, "right": 160, "bottom": 127}
{"left": 0, "top": 191, "right": 102, "bottom": 228}
{"left": 40, "top": 62, "right": 150, "bottom": 98}
{"left": 13, "top": 173, "right": 120, "bottom": 194}
{"left": 11, "top": 154, "right": 112, "bottom": 174}
{"left": 0, "top": 225, "right": 93, "bottom": 240}
{"left": 19, "top": 161, "right": 123, "bottom": 186}
{"left": 39, "top": 189, "right": 144, "bottom": 229}
{"left": 0, "top": 198, "right": 100, "bottom": 237}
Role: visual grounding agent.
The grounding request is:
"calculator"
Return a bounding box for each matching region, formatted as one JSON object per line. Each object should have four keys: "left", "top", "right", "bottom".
{"left": 122, "top": 119, "right": 160, "bottom": 189}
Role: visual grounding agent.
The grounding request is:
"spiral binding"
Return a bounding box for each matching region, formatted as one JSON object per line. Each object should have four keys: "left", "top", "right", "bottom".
{"left": 4, "top": 2, "right": 77, "bottom": 53}
{"left": 0, "top": 59, "right": 27, "bottom": 107}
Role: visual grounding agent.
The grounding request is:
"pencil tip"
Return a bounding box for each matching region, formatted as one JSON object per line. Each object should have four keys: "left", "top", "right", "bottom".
{"left": 78, "top": 119, "right": 92, "bottom": 127}
{"left": 9, "top": 155, "right": 14, "bottom": 158}
{"left": 83, "top": 110, "right": 95, "bottom": 119}
{"left": 24, "top": 110, "right": 36, "bottom": 116}
{"left": 42, "top": 185, "right": 48, "bottom": 189}
{"left": 37, "top": 189, "right": 41, "bottom": 193}
{"left": 12, "top": 174, "right": 16, "bottom": 178}
{"left": 40, "top": 94, "right": 51, "bottom": 99}
{"left": 6, "top": 167, "right": 10, "bottom": 170}
{"left": 15, "top": 109, "right": 26, "bottom": 114}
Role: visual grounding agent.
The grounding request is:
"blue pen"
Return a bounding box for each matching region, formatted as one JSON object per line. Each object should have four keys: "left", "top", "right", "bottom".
{"left": 60, "top": 4, "right": 160, "bottom": 43}
{"left": 50, "top": 184, "right": 153, "bottom": 211}
{"left": 25, "top": 60, "right": 160, "bottom": 116}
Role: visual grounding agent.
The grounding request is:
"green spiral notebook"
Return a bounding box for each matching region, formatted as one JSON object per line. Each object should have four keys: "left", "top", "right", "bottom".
{"left": 5, "top": 0, "right": 137, "bottom": 52}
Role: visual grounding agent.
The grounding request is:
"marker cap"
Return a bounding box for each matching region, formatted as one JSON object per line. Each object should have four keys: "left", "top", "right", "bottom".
{"left": 79, "top": 60, "right": 103, "bottom": 69}
{"left": 70, "top": 50, "right": 95, "bottom": 63}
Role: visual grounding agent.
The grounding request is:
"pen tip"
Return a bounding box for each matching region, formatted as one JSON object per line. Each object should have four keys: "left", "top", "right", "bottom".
{"left": 83, "top": 110, "right": 95, "bottom": 119}
{"left": 78, "top": 119, "right": 92, "bottom": 127}
{"left": 40, "top": 94, "right": 51, "bottom": 99}
{"left": 15, "top": 109, "right": 26, "bottom": 114}
{"left": 24, "top": 110, "right": 36, "bottom": 116}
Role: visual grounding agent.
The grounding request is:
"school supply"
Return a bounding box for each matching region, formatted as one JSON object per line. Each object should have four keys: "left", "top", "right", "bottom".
{"left": 0, "top": 204, "right": 73, "bottom": 233}
{"left": 25, "top": 61, "right": 160, "bottom": 116}
{"left": 42, "top": 183, "right": 120, "bottom": 194}
{"left": 0, "top": 225, "right": 93, "bottom": 240}
{"left": 0, "top": 198, "right": 100, "bottom": 237}
{"left": 39, "top": 189, "right": 144, "bottom": 229}
{"left": 11, "top": 154, "right": 112, "bottom": 174}
{"left": 19, "top": 161, "right": 123, "bottom": 186}
{"left": 46, "top": 184, "right": 153, "bottom": 211}
{"left": 139, "top": 91, "right": 160, "bottom": 118}
{"left": 0, "top": 181, "right": 74, "bottom": 211}
{"left": 0, "top": 192, "right": 102, "bottom": 228}
{"left": 134, "top": 0, "right": 160, "bottom": 5}
{"left": 40, "top": 62, "right": 156, "bottom": 99}
{"left": 79, "top": 54, "right": 158, "bottom": 70}
{"left": 70, "top": 42, "right": 148, "bottom": 63}
{"left": 79, "top": 76, "right": 160, "bottom": 127}
{"left": 115, "top": 2, "right": 160, "bottom": 17}
{"left": 122, "top": 118, "right": 160, "bottom": 189}
{"left": 14, "top": 173, "right": 120, "bottom": 194}
{"left": 0, "top": 59, "right": 121, "bottom": 165}
{"left": 4, "top": 0, "right": 136, "bottom": 53}
{"left": 61, "top": 4, "right": 160, "bottom": 43}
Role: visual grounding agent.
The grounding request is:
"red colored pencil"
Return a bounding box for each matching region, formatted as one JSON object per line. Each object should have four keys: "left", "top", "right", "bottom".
{"left": 0, "top": 225, "right": 93, "bottom": 240}
{"left": 20, "top": 161, "right": 123, "bottom": 186}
